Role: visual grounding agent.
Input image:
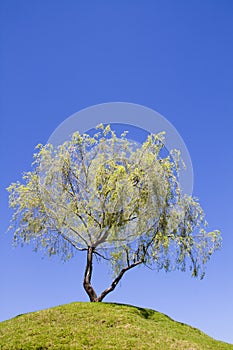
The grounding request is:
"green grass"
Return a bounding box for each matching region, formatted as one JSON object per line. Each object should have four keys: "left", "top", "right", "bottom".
{"left": 0, "top": 302, "right": 232, "bottom": 349}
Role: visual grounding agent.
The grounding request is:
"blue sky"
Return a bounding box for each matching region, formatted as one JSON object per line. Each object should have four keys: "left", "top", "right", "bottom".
{"left": 1, "top": 0, "right": 233, "bottom": 344}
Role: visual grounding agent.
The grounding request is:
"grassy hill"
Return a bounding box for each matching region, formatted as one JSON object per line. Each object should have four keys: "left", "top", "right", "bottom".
{"left": 0, "top": 302, "right": 232, "bottom": 350}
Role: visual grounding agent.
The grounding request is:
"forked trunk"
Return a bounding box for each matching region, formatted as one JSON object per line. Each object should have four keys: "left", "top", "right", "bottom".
{"left": 83, "top": 246, "right": 142, "bottom": 302}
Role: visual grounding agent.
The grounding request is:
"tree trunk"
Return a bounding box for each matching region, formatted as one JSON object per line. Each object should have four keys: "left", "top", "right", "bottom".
{"left": 83, "top": 246, "right": 98, "bottom": 302}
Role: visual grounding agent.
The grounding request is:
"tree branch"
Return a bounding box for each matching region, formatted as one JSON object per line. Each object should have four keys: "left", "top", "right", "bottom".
{"left": 93, "top": 250, "right": 111, "bottom": 261}
{"left": 96, "top": 260, "right": 142, "bottom": 302}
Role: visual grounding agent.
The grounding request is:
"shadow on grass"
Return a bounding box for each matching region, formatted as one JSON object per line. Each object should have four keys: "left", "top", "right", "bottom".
{"left": 104, "top": 301, "right": 170, "bottom": 320}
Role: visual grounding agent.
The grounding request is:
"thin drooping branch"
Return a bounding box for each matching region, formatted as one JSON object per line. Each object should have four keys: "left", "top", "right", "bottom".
{"left": 93, "top": 250, "right": 111, "bottom": 261}
{"left": 56, "top": 228, "right": 87, "bottom": 252}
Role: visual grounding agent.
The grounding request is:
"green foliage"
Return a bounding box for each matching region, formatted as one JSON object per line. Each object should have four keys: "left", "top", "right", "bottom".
{"left": 7, "top": 124, "right": 221, "bottom": 278}
{"left": 0, "top": 302, "right": 232, "bottom": 349}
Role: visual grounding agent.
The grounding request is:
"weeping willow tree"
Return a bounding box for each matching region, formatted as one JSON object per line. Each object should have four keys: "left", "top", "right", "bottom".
{"left": 7, "top": 124, "right": 221, "bottom": 302}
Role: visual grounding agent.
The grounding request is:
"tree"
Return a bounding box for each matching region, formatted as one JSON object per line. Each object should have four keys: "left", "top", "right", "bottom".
{"left": 7, "top": 124, "right": 221, "bottom": 302}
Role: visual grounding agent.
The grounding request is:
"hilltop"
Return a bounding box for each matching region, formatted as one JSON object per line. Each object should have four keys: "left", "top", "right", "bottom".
{"left": 0, "top": 302, "right": 232, "bottom": 349}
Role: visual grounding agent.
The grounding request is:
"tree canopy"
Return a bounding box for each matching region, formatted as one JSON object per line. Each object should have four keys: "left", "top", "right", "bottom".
{"left": 7, "top": 124, "right": 221, "bottom": 301}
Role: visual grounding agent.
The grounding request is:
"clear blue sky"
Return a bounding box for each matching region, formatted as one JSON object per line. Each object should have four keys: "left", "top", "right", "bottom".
{"left": 1, "top": 0, "right": 233, "bottom": 344}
